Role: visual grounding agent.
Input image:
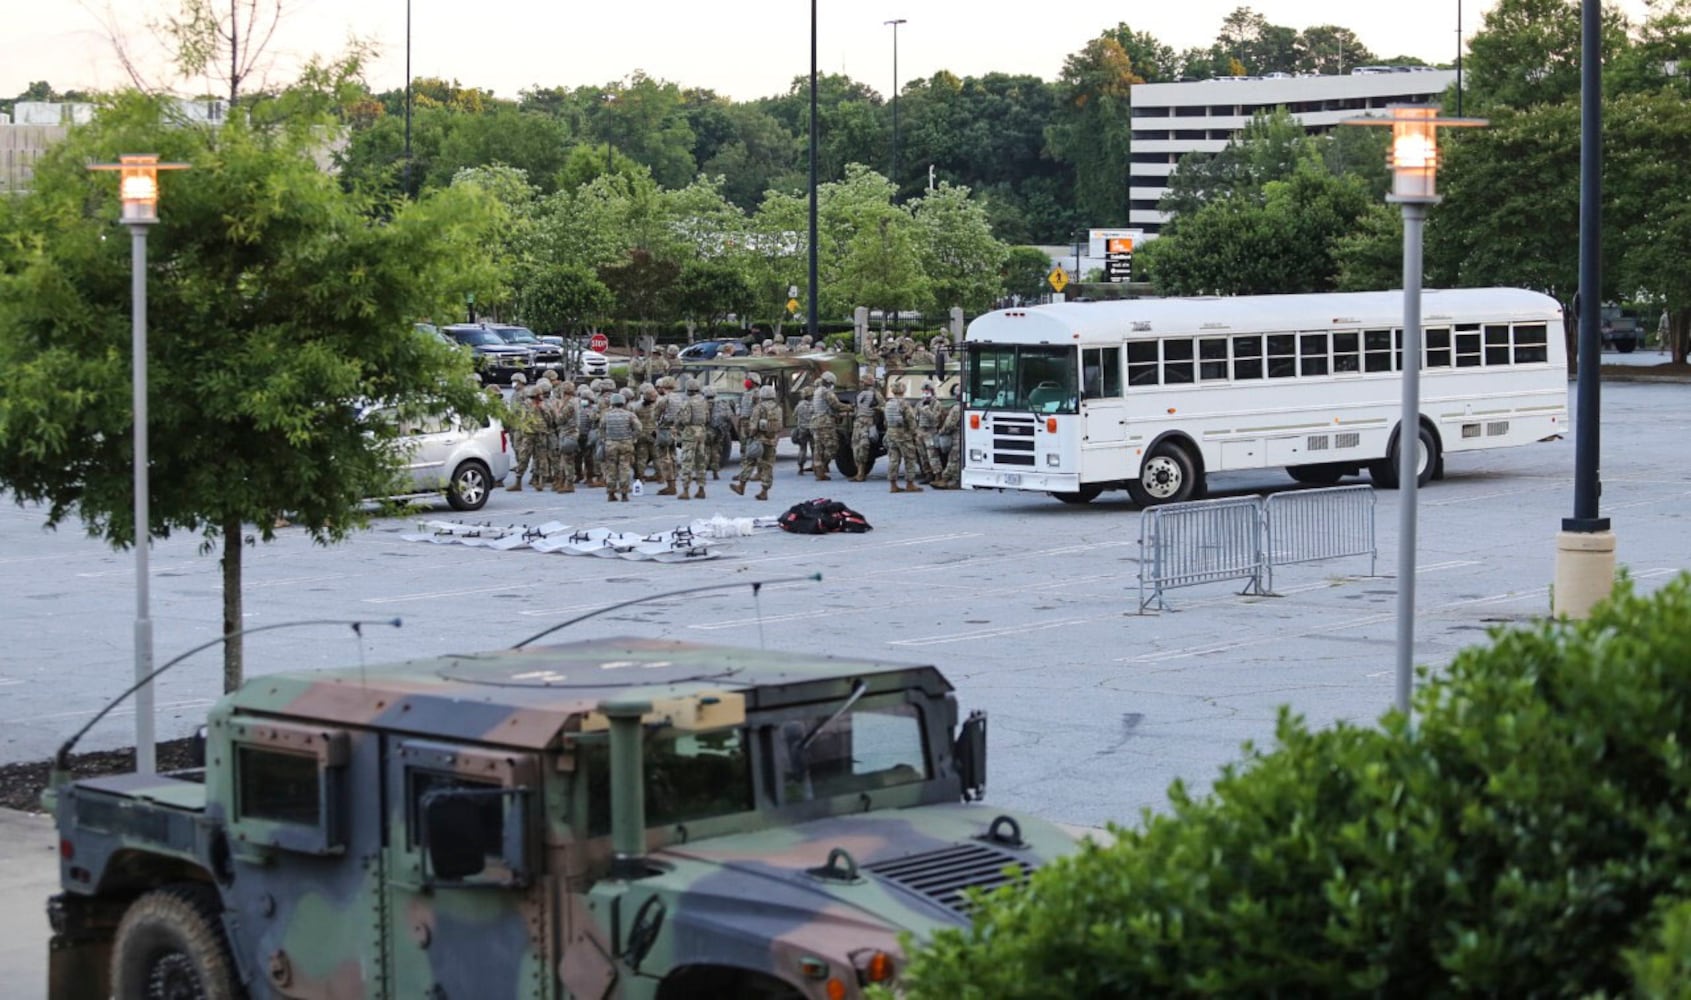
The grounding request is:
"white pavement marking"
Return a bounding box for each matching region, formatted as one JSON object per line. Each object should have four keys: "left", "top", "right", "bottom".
{"left": 888, "top": 616, "right": 1101, "bottom": 647}
{"left": 688, "top": 609, "right": 834, "bottom": 630}
{"left": 5, "top": 698, "right": 217, "bottom": 725}
{"left": 75, "top": 561, "right": 202, "bottom": 579}
{"left": 0, "top": 677, "right": 22, "bottom": 687}
{"left": 246, "top": 574, "right": 348, "bottom": 590}
{"left": 1605, "top": 490, "right": 1691, "bottom": 512}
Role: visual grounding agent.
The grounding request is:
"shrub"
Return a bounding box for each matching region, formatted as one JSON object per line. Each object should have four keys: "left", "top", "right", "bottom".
{"left": 899, "top": 576, "right": 1691, "bottom": 997}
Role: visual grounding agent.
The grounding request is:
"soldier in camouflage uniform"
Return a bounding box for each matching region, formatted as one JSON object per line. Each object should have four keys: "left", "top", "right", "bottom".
{"left": 542, "top": 384, "right": 574, "bottom": 493}
{"left": 808, "top": 371, "right": 847, "bottom": 482}
{"left": 915, "top": 381, "right": 942, "bottom": 483}
{"left": 882, "top": 381, "right": 924, "bottom": 493}
{"left": 933, "top": 384, "right": 964, "bottom": 489}
{"left": 505, "top": 373, "right": 535, "bottom": 490}
{"left": 703, "top": 385, "right": 731, "bottom": 481}
{"left": 790, "top": 394, "right": 814, "bottom": 474}
{"left": 654, "top": 376, "right": 683, "bottom": 495}
{"left": 676, "top": 377, "right": 712, "bottom": 499}
{"left": 735, "top": 374, "right": 760, "bottom": 461}
{"left": 849, "top": 384, "right": 884, "bottom": 483}
{"left": 730, "top": 384, "right": 782, "bottom": 500}
{"left": 634, "top": 383, "right": 659, "bottom": 480}
{"left": 598, "top": 392, "right": 638, "bottom": 502}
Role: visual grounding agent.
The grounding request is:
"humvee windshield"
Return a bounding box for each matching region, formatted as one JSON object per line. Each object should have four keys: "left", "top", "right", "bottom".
{"left": 584, "top": 728, "right": 754, "bottom": 836}
{"left": 780, "top": 702, "right": 928, "bottom": 802}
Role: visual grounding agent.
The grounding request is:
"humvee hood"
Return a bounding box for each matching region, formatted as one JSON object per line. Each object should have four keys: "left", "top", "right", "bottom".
{"left": 651, "top": 803, "right": 1072, "bottom": 940}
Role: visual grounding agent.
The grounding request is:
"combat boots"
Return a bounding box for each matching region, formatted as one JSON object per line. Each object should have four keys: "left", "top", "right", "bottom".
{"left": 658, "top": 481, "right": 677, "bottom": 496}
{"left": 755, "top": 486, "right": 769, "bottom": 501}
{"left": 730, "top": 481, "right": 745, "bottom": 495}
{"left": 606, "top": 490, "right": 617, "bottom": 503}
{"left": 815, "top": 469, "right": 831, "bottom": 482}
{"left": 904, "top": 477, "right": 923, "bottom": 493}
{"left": 678, "top": 484, "right": 692, "bottom": 500}
{"left": 507, "top": 480, "right": 523, "bottom": 492}
{"left": 695, "top": 485, "right": 706, "bottom": 499}
{"left": 889, "top": 479, "right": 904, "bottom": 493}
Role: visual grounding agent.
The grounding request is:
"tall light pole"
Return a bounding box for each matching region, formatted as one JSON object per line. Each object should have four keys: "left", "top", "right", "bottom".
{"left": 1553, "top": 0, "right": 1614, "bottom": 618}
{"left": 808, "top": 0, "right": 819, "bottom": 339}
{"left": 1345, "top": 107, "right": 1482, "bottom": 717}
{"left": 404, "top": 0, "right": 412, "bottom": 196}
{"left": 885, "top": 18, "right": 906, "bottom": 193}
{"left": 88, "top": 154, "right": 188, "bottom": 773}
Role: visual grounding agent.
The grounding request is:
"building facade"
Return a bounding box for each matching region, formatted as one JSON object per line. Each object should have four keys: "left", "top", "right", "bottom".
{"left": 1129, "top": 68, "right": 1458, "bottom": 235}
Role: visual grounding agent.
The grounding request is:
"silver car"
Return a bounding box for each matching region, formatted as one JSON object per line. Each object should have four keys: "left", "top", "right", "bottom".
{"left": 371, "top": 407, "right": 511, "bottom": 511}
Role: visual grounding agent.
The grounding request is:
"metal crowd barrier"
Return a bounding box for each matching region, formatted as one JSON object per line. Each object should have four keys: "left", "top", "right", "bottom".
{"left": 1262, "top": 485, "right": 1377, "bottom": 594}
{"left": 1137, "top": 497, "right": 1267, "bottom": 611}
{"left": 1136, "top": 485, "right": 1378, "bottom": 611}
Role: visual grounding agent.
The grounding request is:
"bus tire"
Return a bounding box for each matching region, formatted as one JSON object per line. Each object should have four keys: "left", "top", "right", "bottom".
{"left": 1127, "top": 442, "right": 1198, "bottom": 508}
{"left": 1370, "top": 425, "right": 1436, "bottom": 490}
{"left": 1288, "top": 463, "right": 1345, "bottom": 485}
{"left": 1051, "top": 486, "right": 1102, "bottom": 505}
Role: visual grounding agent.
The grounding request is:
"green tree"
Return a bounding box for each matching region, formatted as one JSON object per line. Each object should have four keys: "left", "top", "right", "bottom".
{"left": 699, "top": 104, "right": 803, "bottom": 210}
{"left": 598, "top": 73, "right": 699, "bottom": 190}
{"left": 514, "top": 263, "right": 615, "bottom": 336}
{"left": 1002, "top": 246, "right": 1056, "bottom": 303}
{"left": 1463, "top": 0, "right": 1627, "bottom": 111}
{"left": 909, "top": 183, "right": 1006, "bottom": 314}
{"left": 673, "top": 259, "right": 756, "bottom": 336}
{"left": 1296, "top": 25, "right": 1376, "bottom": 75}
{"left": 0, "top": 91, "right": 497, "bottom": 691}
{"left": 1047, "top": 36, "right": 1137, "bottom": 226}
{"left": 1160, "top": 107, "right": 1310, "bottom": 219}
{"left": 599, "top": 248, "right": 681, "bottom": 346}
{"left": 838, "top": 215, "right": 931, "bottom": 331}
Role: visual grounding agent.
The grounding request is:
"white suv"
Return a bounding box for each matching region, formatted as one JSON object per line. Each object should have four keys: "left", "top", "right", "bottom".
{"left": 370, "top": 408, "right": 511, "bottom": 511}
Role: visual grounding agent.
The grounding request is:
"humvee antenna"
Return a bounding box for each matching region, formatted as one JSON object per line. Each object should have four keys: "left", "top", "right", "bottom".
{"left": 53, "top": 617, "right": 403, "bottom": 777}
{"left": 509, "top": 573, "right": 823, "bottom": 650}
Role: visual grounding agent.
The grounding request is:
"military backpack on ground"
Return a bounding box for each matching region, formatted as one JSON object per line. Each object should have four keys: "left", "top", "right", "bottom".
{"left": 777, "top": 497, "right": 872, "bottom": 534}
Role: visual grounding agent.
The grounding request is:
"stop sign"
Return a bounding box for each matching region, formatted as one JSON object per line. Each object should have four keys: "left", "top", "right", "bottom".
{"left": 588, "top": 332, "right": 609, "bottom": 352}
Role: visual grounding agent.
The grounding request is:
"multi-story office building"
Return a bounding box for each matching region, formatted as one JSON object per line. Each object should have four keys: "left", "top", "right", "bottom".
{"left": 1130, "top": 68, "right": 1458, "bottom": 235}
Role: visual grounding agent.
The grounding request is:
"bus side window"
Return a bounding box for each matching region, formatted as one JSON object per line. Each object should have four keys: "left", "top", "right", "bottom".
{"left": 1426, "top": 328, "right": 1452, "bottom": 368}
{"left": 1333, "top": 332, "right": 1361, "bottom": 373}
{"left": 1484, "top": 324, "right": 1511, "bottom": 365}
{"left": 1267, "top": 335, "right": 1296, "bottom": 379}
{"left": 1199, "top": 337, "right": 1229, "bottom": 380}
{"left": 1127, "top": 342, "right": 1159, "bottom": 386}
{"left": 1299, "top": 333, "right": 1329, "bottom": 377}
{"left": 1514, "top": 324, "right": 1549, "bottom": 364}
{"left": 1081, "top": 347, "right": 1121, "bottom": 399}
{"left": 1232, "top": 335, "right": 1263, "bottom": 380}
{"left": 1455, "top": 326, "right": 1482, "bottom": 367}
{"left": 1162, "top": 339, "right": 1195, "bottom": 384}
{"left": 1363, "top": 330, "right": 1393, "bottom": 372}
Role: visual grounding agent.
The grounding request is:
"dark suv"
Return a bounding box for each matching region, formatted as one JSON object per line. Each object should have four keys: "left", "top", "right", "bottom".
{"left": 442, "top": 324, "right": 535, "bottom": 385}
{"left": 485, "top": 323, "right": 566, "bottom": 372}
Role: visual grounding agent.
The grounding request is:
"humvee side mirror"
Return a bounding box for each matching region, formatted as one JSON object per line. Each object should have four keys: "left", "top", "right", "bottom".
{"left": 955, "top": 710, "right": 987, "bottom": 802}
{"left": 422, "top": 793, "right": 489, "bottom": 881}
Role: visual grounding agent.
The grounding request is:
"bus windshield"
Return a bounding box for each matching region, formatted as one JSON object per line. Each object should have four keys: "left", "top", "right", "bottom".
{"left": 966, "top": 345, "right": 1077, "bottom": 414}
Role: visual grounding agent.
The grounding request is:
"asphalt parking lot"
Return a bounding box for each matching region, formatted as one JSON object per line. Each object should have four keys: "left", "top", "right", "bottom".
{"left": 2, "top": 373, "right": 1688, "bottom": 833}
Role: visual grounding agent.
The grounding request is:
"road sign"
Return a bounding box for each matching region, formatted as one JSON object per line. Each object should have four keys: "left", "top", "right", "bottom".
{"left": 588, "top": 332, "right": 609, "bottom": 352}
{"left": 787, "top": 298, "right": 801, "bottom": 314}
{"left": 1048, "top": 266, "right": 1069, "bottom": 292}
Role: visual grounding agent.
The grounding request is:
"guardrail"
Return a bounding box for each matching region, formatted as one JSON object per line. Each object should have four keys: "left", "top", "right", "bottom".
{"left": 1137, "top": 485, "right": 1378, "bottom": 611}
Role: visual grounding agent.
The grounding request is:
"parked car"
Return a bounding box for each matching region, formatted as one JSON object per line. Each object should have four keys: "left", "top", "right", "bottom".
{"left": 484, "top": 323, "right": 566, "bottom": 372}
{"left": 534, "top": 335, "right": 611, "bottom": 377}
{"left": 441, "top": 324, "right": 535, "bottom": 385}
{"left": 367, "top": 405, "right": 510, "bottom": 511}
{"left": 677, "top": 337, "right": 754, "bottom": 361}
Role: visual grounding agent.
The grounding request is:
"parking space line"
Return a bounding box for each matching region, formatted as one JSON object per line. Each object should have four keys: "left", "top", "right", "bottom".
{"left": 363, "top": 581, "right": 547, "bottom": 605}
{"left": 4, "top": 698, "right": 217, "bottom": 725}
{"left": 688, "top": 609, "right": 834, "bottom": 631}
{"left": 889, "top": 616, "right": 1101, "bottom": 647}
{"left": 0, "top": 677, "right": 22, "bottom": 687}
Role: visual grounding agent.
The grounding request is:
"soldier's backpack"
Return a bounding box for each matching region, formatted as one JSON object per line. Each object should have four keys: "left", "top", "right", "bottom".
{"left": 778, "top": 497, "right": 872, "bottom": 535}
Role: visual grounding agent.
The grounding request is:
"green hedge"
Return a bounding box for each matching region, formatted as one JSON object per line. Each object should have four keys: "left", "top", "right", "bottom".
{"left": 899, "top": 575, "right": 1691, "bottom": 997}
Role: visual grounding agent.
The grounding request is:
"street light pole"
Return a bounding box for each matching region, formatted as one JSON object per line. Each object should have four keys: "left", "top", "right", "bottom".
{"left": 88, "top": 154, "right": 187, "bottom": 773}
{"left": 885, "top": 18, "right": 906, "bottom": 193}
{"left": 807, "top": 0, "right": 819, "bottom": 340}
{"left": 404, "top": 0, "right": 412, "bottom": 196}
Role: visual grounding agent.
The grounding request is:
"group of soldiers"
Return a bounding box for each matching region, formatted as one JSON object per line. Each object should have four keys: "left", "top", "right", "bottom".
{"left": 626, "top": 333, "right": 824, "bottom": 381}
{"left": 496, "top": 367, "right": 785, "bottom": 502}
{"left": 865, "top": 334, "right": 949, "bottom": 370}
{"left": 796, "top": 373, "right": 964, "bottom": 492}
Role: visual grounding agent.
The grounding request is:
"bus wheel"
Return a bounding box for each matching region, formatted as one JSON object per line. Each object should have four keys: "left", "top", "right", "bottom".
{"left": 1370, "top": 425, "right": 1437, "bottom": 490}
{"left": 1051, "top": 486, "right": 1103, "bottom": 505}
{"left": 1127, "top": 443, "right": 1198, "bottom": 507}
{"left": 1288, "top": 463, "right": 1344, "bottom": 485}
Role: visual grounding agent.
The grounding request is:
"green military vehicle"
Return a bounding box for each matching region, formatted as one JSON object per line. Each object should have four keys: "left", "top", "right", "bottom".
{"left": 831, "top": 362, "right": 961, "bottom": 481}
{"left": 46, "top": 637, "right": 1075, "bottom": 999}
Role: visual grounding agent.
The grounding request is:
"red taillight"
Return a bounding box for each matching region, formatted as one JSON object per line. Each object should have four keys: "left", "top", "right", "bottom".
{"left": 500, "top": 429, "right": 509, "bottom": 453}
{"left": 60, "top": 838, "right": 74, "bottom": 860}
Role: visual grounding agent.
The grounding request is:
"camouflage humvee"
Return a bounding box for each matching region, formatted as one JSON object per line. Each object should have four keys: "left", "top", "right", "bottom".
{"left": 46, "top": 637, "right": 1075, "bottom": 998}
{"left": 678, "top": 353, "right": 860, "bottom": 463}
{"left": 832, "top": 362, "right": 961, "bottom": 481}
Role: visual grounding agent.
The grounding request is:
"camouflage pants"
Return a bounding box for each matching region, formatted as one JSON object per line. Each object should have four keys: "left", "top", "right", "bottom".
{"left": 735, "top": 436, "right": 777, "bottom": 488}
{"left": 811, "top": 417, "right": 838, "bottom": 474}
{"left": 574, "top": 434, "right": 596, "bottom": 482}
{"left": 922, "top": 436, "right": 942, "bottom": 477}
{"left": 603, "top": 440, "right": 634, "bottom": 496}
{"left": 792, "top": 431, "right": 811, "bottom": 472}
{"left": 535, "top": 436, "right": 555, "bottom": 485}
{"left": 942, "top": 434, "right": 962, "bottom": 484}
{"left": 680, "top": 426, "right": 708, "bottom": 488}
{"left": 705, "top": 427, "right": 723, "bottom": 474}
{"left": 886, "top": 427, "right": 921, "bottom": 481}
{"left": 635, "top": 434, "right": 655, "bottom": 478}
{"left": 851, "top": 418, "right": 878, "bottom": 474}
{"left": 511, "top": 436, "right": 533, "bottom": 483}
{"left": 655, "top": 434, "right": 676, "bottom": 482}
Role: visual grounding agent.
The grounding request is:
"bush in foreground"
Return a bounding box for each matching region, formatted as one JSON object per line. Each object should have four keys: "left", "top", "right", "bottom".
{"left": 899, "top": 576, "right": 1691, "bottom": 997}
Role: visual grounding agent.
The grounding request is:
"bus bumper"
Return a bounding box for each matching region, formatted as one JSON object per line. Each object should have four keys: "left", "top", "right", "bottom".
{"left": 963, "top": 469, "right": 1081, "bottom": 492}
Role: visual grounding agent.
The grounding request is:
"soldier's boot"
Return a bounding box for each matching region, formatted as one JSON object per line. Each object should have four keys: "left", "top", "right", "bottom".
{"left": 730, "top": 481, "right": 746, "bottom": 495}
{"left": 606, "top": 490, "right": 617, "bottom": 503}
{"left": 507, "top": 480, "right": 524, "bottom": 492}
{"left": 712, "top": 469, "right": 720, "bottom": 480}
{"left": 904, "top": 476, "right": 923, "bottom": 493}
{"left": 815, "top": 469, "right": 831, "bottom": 482}
{"left": 562, "top": 477, "right": 576, "bottom": 493}
{"left": 889, "top": 478, "right": 904, "bottom": 493}
{"left": 553, "top": 476, "right": 568, "bottom": 492}
{"left": 620, "top": 493, "right": 631, "bottom": 502}
{"left": 678, "top": 484, "right": 692, "bottom": 500}
{"left": 658, "top": 481, "right": 677, "bottom": 496}
{"left": 695, "top": 485, "right": 706, "bottom": 499}
{"left": 755, "top": 486, "right": 770, "bottom": 501}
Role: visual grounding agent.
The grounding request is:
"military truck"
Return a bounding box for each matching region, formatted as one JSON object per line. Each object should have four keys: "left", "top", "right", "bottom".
{"left": 46, "top": 637, "right": 1075, "bottom": 999}
{"left": 831, "top": 362, "right": 961, "bottom": 482}
{"left": 678, "top": 353, "right": 860, "bottom": 465}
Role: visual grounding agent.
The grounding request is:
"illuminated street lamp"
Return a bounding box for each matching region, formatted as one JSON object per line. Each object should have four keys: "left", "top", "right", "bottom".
{"left": 1345, "top": 106, "right": 1482, "bottom": 718}
{"left": 87, "top": 154, "right": 188, "bottom": 774}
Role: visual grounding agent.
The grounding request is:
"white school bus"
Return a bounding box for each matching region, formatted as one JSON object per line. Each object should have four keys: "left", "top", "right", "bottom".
{"left": 960, "top": 288, "right": 1568, "bottom": 505}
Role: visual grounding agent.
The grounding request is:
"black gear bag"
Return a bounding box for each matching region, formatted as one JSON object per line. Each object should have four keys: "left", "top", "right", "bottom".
{"left": 778, "top": 497, "right": 872, "bottom": 535}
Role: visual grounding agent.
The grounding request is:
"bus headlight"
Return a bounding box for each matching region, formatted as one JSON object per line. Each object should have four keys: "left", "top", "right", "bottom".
{"left": 1046, "top": 453, "right": 1060, "bottom": 467}
{"left": 969, "top": 448, "right": 985, "bottom": 463}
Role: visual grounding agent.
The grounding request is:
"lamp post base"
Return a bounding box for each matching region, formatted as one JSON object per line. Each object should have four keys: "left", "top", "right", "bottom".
{"left": 1552, "top": 528, "right": 1616, "bottom": 619}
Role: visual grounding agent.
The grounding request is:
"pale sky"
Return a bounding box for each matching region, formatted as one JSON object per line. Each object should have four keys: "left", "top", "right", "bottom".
{"left": 4, "top": 1, "right": 1661, "bottom": 104}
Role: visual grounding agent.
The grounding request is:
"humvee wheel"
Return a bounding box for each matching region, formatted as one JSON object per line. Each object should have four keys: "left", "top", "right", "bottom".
{"left": 111, "top": 884, "right": 238, "bottom": 1000}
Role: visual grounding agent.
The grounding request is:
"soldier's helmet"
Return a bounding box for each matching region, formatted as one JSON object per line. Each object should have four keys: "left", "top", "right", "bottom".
{"left": 658, "top": 376, "right": 676, "bottom": 390}
{"left": 485, "top": 385, "right": 503, "bottom": 399}
{"left": 470, "top": 372, "right": 483, "bottom": 385}
{"left": 921, "top": 380, "right": 936, "bottom": 394}
{"left": 542, "top": 368, "right": 560, "bottom": 382}
{"left": 702, "top": 385, "right": 716, "bottom": 398}
{"left": 510, "top": 372, "right": 528, "bottom": 386}
{"left": 642, "top": 384, "right": 659, "bottom": 399}
{"left": 684, "top": 377, "right": 701, "bottom": 393}
{"left": 774, "top": 333, "right": 786, "bottom": 343}
{"left": 759, "top": 384, "right": 777, "bottom": 400}
{"left": 611, "top": 393, "right": 627, "bottom": 406}
{"left": 821, "top": 371, "right": 837, "bottom": 384}
{"left": 666, "top": 345, "right": 680, "bottom": 356}
{"left": 891, "top": 381, "right": 906, "bottom": 395}
{"left": 578, "top": 386, "right": 593, "bottom": 399}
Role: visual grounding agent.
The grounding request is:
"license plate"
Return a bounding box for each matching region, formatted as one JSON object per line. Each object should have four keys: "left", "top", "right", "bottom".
{"left": 1002, "top": 473, "right": 1022, "bottom": 486}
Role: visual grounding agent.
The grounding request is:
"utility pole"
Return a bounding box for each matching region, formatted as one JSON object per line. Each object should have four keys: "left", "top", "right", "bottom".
{"left": 886, "top": 18, "right": 907, "bottom": 193}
